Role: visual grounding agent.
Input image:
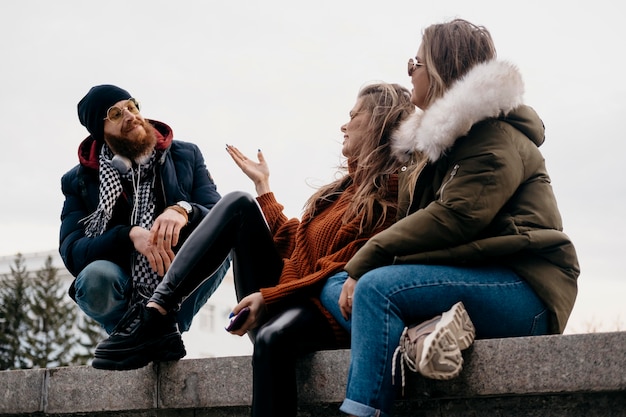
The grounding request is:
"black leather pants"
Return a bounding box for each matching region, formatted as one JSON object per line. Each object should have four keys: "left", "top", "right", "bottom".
{"left": 149, "top": 191, "right": 283, "bottom": 310}
{"left": 252, "top": 302, "right": 336, "bottom": 417}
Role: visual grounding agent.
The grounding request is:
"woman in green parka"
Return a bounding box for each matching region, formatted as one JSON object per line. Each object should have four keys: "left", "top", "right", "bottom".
{"left": 320, "top": 18, "right": 580, "bottom": 417}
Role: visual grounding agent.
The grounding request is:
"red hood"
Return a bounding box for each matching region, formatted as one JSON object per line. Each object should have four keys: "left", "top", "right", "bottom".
{"left": 78, "top": 119, "right": 173, "bottom": 170}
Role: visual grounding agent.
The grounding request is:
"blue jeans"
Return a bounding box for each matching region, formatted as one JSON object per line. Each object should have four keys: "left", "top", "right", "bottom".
{"left": 74, "top": 258, "right": 230, "bottom": 334}
{"left": 320, "top": 264, "right": 549, "bottom": 417}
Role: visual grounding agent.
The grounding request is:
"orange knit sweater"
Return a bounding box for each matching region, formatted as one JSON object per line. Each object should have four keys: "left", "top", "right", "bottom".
{"left": 256, "top": 177, "right": 397, "bottom": 345}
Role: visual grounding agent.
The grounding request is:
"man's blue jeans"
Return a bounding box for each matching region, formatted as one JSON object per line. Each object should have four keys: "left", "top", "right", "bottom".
{"left": 74, "top": 258, "right": 230, "bottom": 334}
{"left": 320, "top": 264, "right": 549, "bottom": 417}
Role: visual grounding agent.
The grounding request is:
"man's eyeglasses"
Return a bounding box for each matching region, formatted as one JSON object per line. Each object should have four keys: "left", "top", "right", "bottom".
{"left": 104, "top": 98, "right": 141, "bottom": 123}
{"left": 408, "top": 58, "right": 424, "bottom": 76}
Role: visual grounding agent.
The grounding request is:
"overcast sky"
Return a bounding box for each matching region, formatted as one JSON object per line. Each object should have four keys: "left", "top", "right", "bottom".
{"left": 1, "top": 0, "right": 624, "bottom": 333}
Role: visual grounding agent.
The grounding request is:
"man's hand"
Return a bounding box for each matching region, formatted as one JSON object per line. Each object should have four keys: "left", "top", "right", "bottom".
{"left": 129, "top": 208, "right": 187, "bottom": 276}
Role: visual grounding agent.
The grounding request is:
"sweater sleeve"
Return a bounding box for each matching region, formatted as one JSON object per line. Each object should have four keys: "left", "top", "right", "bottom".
{"left": 256, "top": 192, "right": 300, "bottom": 260}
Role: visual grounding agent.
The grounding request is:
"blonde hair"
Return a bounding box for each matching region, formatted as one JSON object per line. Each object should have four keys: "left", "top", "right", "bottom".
{"left": 302, "top": 83, "right": 414, "bottom": 235}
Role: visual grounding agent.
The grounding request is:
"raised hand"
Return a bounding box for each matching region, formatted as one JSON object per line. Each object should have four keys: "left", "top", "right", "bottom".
{"left": 226, "top": 144, "right": 271, "bottom": 196}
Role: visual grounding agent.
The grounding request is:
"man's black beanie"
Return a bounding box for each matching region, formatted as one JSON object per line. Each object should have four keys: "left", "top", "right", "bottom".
{"left": 77, "top": 84, "right": 132, "bottom": 142}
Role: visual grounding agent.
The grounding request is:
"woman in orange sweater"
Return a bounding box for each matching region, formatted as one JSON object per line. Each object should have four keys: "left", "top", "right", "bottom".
{"left": 91, "top": 82, "right": 414, "bottom": 417}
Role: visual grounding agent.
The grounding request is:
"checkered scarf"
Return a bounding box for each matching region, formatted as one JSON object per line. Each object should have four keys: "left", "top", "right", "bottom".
{"left": 82, "top": 145, "right": 160, "bottom": 302}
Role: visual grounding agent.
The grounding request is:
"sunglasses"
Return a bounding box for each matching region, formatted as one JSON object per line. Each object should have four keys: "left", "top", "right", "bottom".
{"left": 408, "top": 58, "right": 425, "bottom": 76}
{"left": 104, "top": 98, "right": 141, "bottom": 123}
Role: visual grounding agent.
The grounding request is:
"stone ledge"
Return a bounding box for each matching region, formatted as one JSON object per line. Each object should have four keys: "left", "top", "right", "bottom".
{"left": 0, "top": 332, "right": 624, "bottom": 416}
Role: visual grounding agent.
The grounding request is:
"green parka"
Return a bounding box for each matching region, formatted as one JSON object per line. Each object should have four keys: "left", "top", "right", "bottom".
{"left": 344, "top": 60, "right": 579, "bottom": 333}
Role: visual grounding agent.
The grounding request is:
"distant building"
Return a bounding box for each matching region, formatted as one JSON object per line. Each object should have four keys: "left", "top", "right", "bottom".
{"left": 0, "top": 250, "right": 252, "bottom": 359}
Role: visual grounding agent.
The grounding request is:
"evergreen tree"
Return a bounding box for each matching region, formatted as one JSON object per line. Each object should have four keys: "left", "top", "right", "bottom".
{"left": 0, "top": 253, "right": 108, "bottom": 369}
{"left": 0, "top": 273, "right": 9, "bottom": 369}
{"left": 0, "top": 253, "right": 32, "bottom": 369}
{"left": 25, "top": 256, "right": 80, "bottom": 368}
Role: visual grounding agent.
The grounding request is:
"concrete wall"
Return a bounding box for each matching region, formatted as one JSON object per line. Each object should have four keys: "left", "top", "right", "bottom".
{"left": 1, "top": 332, "right": 625, "bottom": 416}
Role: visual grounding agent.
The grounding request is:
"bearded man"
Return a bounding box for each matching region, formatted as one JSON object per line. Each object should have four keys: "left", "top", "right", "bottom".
{"left": 59, "top": 85, "right": 229, "bottom": 366}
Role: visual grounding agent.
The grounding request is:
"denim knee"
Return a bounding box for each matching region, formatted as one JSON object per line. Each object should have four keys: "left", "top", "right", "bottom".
{"left": 320, "top": 271, "right": 351, "bottom": 332}
{"left": 74, "top": 261, "right": 129, "bottom": 307}
{"left": 74, "top": 260, "right": 130, "bottom": 333}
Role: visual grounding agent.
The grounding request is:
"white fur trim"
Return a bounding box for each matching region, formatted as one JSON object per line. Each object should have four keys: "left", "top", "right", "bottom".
{"left": 391, "top": 60, "right": 524, "bottom": 162}
{"left": 390, "top": 108, "right": 424, "bottom": 164}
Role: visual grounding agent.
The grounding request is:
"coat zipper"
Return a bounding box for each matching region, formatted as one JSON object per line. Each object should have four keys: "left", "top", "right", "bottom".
{"left": 439, "top": 164, "right": 460, "bottom": 202}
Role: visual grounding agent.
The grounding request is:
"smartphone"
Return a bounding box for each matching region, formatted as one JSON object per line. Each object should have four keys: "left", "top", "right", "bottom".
{"left": 225, "top": 307, "right": 250, "bottom": 332}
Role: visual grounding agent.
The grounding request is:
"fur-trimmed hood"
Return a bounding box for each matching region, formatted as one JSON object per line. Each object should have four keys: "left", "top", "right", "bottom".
{"left": 391, "top": 60, "right": 529, "bottom": 163}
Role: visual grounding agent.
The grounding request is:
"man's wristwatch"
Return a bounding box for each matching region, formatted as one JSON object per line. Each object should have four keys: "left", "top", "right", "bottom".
{"left": 170, "top": 201, "right": 192, "bottom": 225}
{"left": 176, "top": 201, "right": 193, "bottom": 215}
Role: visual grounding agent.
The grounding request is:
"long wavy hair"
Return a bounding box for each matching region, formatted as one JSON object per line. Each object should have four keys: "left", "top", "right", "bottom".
{"left": 302, "top": 82, "right": 414, "bottom": 234}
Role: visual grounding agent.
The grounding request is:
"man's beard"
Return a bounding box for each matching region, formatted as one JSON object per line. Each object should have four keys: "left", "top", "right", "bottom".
{"left": 104, "top": 119, "right": 158, "bottom": 163}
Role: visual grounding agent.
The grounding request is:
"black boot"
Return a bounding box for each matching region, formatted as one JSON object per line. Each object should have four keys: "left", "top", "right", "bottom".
{"left": 92, "top": 302, "right": 185, "bottom": 371}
